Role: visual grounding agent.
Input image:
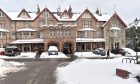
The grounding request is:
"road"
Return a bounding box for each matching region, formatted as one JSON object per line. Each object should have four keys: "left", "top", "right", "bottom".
{"left": 0, "top": 59, "right": 70, "bottom": 84}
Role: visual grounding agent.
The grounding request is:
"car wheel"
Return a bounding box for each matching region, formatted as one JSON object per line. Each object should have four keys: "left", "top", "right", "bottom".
{"left": 121, "top": 52, "right": 125, "bottom": 56}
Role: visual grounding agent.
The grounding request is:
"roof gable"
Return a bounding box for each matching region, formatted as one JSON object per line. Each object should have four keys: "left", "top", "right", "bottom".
{"left": 0, "top": 8, "right": 11, "bottom": 20}
{"left": 102, "top": 12, "right": 127, "bottom": 28}
{"left": 77, "top": 9, "right": 98, "bottom": 21}
{"left": 60, "top": 9, "right": 70, "bottom": 19}
{"left": 17, "top": 9, "right": 31, "bottom": 18}
{"left": 34, "top": 7, "right": 58, "bottom": 21}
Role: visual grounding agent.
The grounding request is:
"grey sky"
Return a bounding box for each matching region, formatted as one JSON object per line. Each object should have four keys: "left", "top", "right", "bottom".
{"left": 0, "top": 0, "right": 139, "bottom": 25}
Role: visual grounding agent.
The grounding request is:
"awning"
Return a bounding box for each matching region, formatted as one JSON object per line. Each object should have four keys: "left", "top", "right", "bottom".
{"left": 76, "top": 38, "right": 105, "bottom": 42}
{"left": 17, "top": 28, "right": 37, "bottom": 32}
{"left": 110, "top": 27, "right": 120, "bottom": 30}
{"left": 10, "top": 38, "right": 44, "bottom": 44}
{"left": 79, "top": 28, "right": 96, "bottom": 31}
{"left": 0, "top": 28, "right": 9, "bottom": 32}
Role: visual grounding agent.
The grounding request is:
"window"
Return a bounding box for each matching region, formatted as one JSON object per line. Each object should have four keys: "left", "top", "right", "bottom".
{"left": 39, "top": 20, "right": 45, "bottom": 28}
{"left": 82, "top": 13, "right": 92, "bottom": 18}
{"left": 112, "top": 20, "right": 118, "bottom": 27}
{"left": 110, "top": 30, "right": 119, "bottom": 37}
{"left": 83, "top": 21, "right": 91, "bottom": 28}
{"left": 40, "top": 31, "right": 43, "bottom": 38}
{"left": 2, "top": 32, "right": 6, "bottom": 36}
{"left": 96, "top": 22, "right": 100, "bottom": 27}
{"left": 20, "top": 12, "right": 28, "bottom": 18}
{"left": 59, "top": 31, "right": 63, "bottom": 38}
{"left": 114, "top": 30, "right": 119, "bottom": 37}
{"left": 63, "top": 13, "right": 68, "bottom": 18}
{"left": 31, "top": 32, "right": 34, "bottom": 35}
{"left": 115, "top": 42, "right": 119, "bottom": 49}
{"left": 63, "top": 22, "right": 68, "bottom": 25}
{"left": 65, "top": 31, "right": 71, "bottom": 37}
{"left": 0, "top": 11, "right": 4, "bottom": 17}
{"left": 0, "top": 20, "right": 5, "bottom": 27}
{"left": 49, "top": 20, "right": 54, "bottom": 25}
{"left": 41, "top": 11, "right": 50, "bottom": 18}
{"left": 12, "top": 32, "right": 16, "bottom": 39}
{"left": 24, "top": 21, "right": 30, "bottom": 28}
{"left": 11, "top": 22, "right": 15, "bottom": 28}
{"left": 50, "top": 31, "right": 56, "bottom": 38}
{"left": 78, "top": 31, "right": 84, "bottom": 38}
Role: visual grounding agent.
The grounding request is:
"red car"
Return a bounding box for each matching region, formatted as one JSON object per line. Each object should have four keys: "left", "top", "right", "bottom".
{"left": 0, "top": 48, "right": 5, "bottom": 55}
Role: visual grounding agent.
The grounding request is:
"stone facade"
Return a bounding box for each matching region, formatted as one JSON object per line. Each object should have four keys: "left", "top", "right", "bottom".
{"left": 0, "top": 6, "right": 127, "bottom": 53}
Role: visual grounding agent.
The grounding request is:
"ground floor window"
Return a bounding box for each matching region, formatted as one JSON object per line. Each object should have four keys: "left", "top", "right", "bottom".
{"left": 76, "top": 42, "right": 105, "bottom": 52}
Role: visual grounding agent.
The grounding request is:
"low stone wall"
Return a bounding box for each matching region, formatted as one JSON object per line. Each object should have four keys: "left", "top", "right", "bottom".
{"left": 116, "top": 68, "right": 131, "bottom": 79}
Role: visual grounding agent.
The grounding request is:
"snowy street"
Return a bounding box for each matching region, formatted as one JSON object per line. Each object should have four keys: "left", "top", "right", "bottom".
{"left": 0, "top": 59, "right": 70, "bottom": 84}
{"left": 0, "top": 52, "right": 140, "bottom": 84}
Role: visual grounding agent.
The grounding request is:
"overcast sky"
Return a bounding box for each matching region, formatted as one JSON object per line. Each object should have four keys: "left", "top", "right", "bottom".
{"left": 0, "top": 0, "right": 139, "bottom": 25}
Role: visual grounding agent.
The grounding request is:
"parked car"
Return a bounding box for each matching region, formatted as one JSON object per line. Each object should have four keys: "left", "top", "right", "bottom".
{"left": 93, "top": 48, "right": 106, "bottom": 56}
{"left": 121, "top": 48, "right": 135, "bottom": 56}
{"left": 5, "top": 46, "right": 21, "bottom": 56}
{"left": 48, "top": 46, "right": 58, "bottom": 55}
{"left": 0, "top": 48, "right": 5, "bottom": 55}
{"left": 111, "top": 48, "right": 125, "bottom": 56}
{"left": 111, "top": 48, "right": 135, "bottom": 56}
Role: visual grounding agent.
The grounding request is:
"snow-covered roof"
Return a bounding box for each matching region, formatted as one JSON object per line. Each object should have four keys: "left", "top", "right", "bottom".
{"left": 76, "top": 38, "right": 105, "bottom": 42}
{"left": 0, "top": 28, "right": 9, "bottom": 32}
{"left": 93, "top": 13, "right": 111, "bottom": 21}
{"left": 17, "top": 28, "right": 37, "bottom": 32}
{"left": 6, "top": 11, "right": 37, "bottom": 20}
{"left": 1, "top": 8, "right": 121, "bottom": 24}
{"left": 53, "top": 13, "right": 81, "bottom": 21}
{"left": 79, "top": 28, "right": 96, "bottom": 31}
{"left": 110, "top": 27, "right": 121, "bottom": 30}
{"left": 128, "top": 22, "right": 140, "bottom": 28}
{"left": 10, "top": 38, "right": 44, "bottom": 44}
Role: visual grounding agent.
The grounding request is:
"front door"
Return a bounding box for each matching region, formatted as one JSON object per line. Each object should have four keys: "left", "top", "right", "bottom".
{"left": 63, "top": 43, "right": 72, "bottom": 54}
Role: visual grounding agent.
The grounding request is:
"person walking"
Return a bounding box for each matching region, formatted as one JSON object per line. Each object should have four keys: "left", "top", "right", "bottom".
{"left": 35, "top": 48, "right": 43, "bottom": 58}
{"left": 106, "top": 49, "right": 110, "bottom": 59}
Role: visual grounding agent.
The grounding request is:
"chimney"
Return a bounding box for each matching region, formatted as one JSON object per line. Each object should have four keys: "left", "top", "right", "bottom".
{"left": 68, "top": 5, "right": 73, "bottom": 18}
{"left": 96, "top": 8, "right": 102, "bottom": 16}
{"left": 57, "top": 5, "right": 61, "bottom": 16}
{"left": 36, "top": 4, "right": 40, "bottom": 15}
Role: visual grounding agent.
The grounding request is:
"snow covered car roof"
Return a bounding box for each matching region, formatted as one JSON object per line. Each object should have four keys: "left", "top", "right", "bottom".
{"left": 48, "top": 46, "right": 58, "bottom": 51}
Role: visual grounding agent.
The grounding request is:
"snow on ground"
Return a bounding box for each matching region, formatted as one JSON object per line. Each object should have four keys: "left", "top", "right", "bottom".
{"left": 0, "top": 52, "right": 68, "bottom": 59}
{"left": 56, "top": 57, "right": 140, "bottom": 84}
{"left": 74, "top": 52, "right": 121, "bottom": 57}
{"left": 0, "top": 59, "right": 25, "bottom": 77}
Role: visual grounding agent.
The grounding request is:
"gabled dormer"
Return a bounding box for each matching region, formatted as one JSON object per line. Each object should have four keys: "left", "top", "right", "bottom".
{"left": 77, "top": 9, "right": 97, "bottom": 21}
{"left": 102, "top": 12, "right": 127, "bottom": 28}
{"left": 60, "top": 9, "right": 69, "bottom": 19}
{"left": 0, "top": 8, "right": 11, "bottom": 19}
{"left": 17, "top": 9, "right": 31, "bottom": 18}
{"left": 35, "top": 7, "right": 56, "bottom": 20}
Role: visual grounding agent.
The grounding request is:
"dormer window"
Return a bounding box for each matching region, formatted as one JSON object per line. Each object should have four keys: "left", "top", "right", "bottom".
{"left": 64, "top": 13, "right": 68, "bottom": 17}
{"left": 21, "top": 12, "right": 27, "bottom": 18}
{"left": 41, "top": 11, "right": 50, "bottom": 18}
{"left": 17, "top": 9, "right": 31, "bottom": 18}
{"left": 0, "top": 11, "right": 4, "bottom": 17}
{"left": 82, "top": 13, "right": 92, "bottom": 18}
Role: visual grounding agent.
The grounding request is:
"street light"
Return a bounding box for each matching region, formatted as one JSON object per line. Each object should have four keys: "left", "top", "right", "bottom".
{"left": 134, "top": 20, "right": 139, "bottom": 63}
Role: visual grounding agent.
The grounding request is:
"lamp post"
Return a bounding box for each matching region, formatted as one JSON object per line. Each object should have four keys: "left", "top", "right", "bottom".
{"left": 134, "top": 20, "right": 139, "bottom": 63}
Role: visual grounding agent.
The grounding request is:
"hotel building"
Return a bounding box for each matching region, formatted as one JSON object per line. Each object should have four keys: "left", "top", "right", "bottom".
{"left": 0, "top": 6, "right": 127, "bottom": 53}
